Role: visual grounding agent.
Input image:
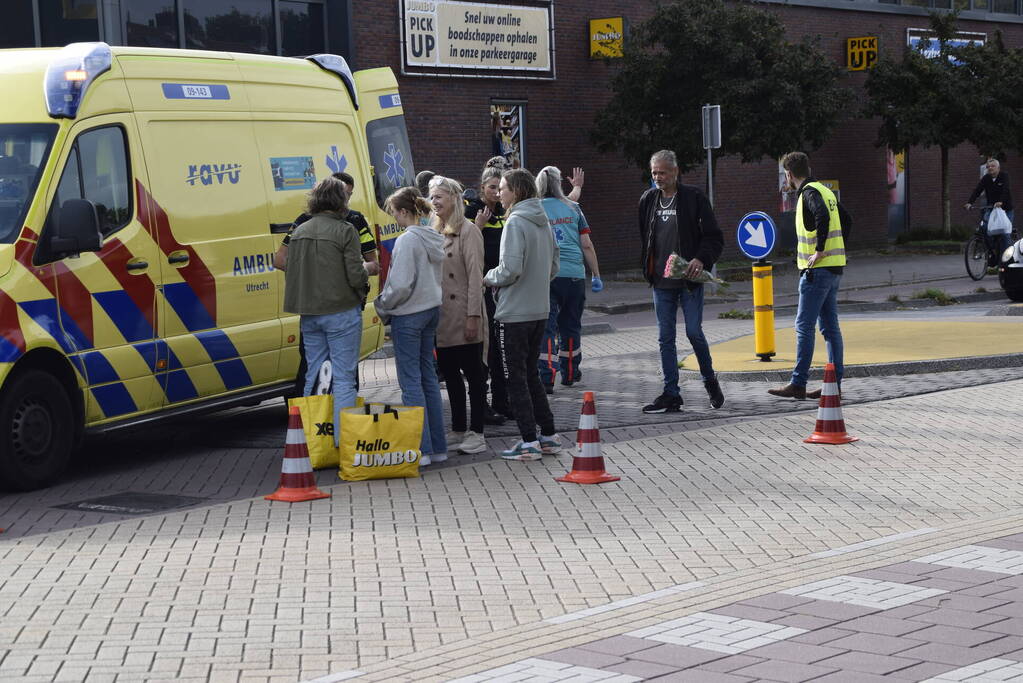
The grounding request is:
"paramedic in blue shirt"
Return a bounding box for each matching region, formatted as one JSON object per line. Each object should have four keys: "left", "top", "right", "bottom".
{"left": 535, "top": 166, "right": 603, "bottom": 392}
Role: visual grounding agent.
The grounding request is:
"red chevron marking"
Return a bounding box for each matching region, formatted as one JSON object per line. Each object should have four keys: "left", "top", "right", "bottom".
{"left": 0, "top": 289, "right": 26, "bottom": 355}
{"left": 135, "top": 181, "right": 217, "bottom": 324}
{"left": 97, "top": 237, "right": 157, "bottom": 329}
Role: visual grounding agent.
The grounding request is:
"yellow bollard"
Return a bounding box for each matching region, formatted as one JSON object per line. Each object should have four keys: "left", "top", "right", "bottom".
{"left": 752, "top": 261, "right": 775, "bottom": 361}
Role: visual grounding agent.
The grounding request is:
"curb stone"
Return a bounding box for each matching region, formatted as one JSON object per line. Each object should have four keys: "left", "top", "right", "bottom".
{"left": 682, "top": 351, "right": 1023, "bottom": 381}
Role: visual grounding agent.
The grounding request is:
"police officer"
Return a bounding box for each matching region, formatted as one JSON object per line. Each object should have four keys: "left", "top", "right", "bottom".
{"left": 769, "top": 151, "right": 846, "bottom": 400}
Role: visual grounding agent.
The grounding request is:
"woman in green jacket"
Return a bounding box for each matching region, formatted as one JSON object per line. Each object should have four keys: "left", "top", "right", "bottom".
{"left": 282, "top": 176, "right": 370, "bottom": 445}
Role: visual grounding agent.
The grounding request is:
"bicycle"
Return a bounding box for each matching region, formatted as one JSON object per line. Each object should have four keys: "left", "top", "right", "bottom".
{"left": 964, "top": 206, "right": 1019, "bottom": 281}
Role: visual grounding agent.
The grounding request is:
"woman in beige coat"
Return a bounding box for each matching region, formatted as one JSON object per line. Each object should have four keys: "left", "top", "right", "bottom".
{"left": 429, "top": 176, "right": 489, "bottom": 454}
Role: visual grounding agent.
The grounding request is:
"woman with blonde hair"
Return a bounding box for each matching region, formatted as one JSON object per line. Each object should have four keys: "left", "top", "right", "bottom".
{"left": 374, "top": 187, "right": 447, "bottom": 466}
{"left": 428, "top": 176, "right": 489, "bottom": 454}
{"left": 282, "top": 176, "right": 369, "bottom": 444}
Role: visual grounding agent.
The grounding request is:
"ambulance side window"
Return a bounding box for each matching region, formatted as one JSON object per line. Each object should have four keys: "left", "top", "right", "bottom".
{"left": 366, "top": 116, "right": 416, "bottom": 207}
{"left": 51, "top": 126, "right": 132, "bottom": 238}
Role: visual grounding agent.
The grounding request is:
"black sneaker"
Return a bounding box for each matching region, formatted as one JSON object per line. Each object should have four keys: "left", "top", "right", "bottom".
{"left": 544, "top": 384, "right": 554, "bottom": 395}
{"left": 483, "top": 406, "right": 506, "bottom": 425}
{"left": 704, "top": 378, "right": 724, "bottom": 409}
{"left": 642, "top": 393, "right": 682, "bottom": 414}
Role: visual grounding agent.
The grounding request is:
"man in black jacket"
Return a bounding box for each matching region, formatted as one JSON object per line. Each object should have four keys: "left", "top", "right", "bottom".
{"left": 965, "top": 158, "right": 1014, "bottom": 253}
{"left": 638, "top": 150, "right": 725, "bottom": 414}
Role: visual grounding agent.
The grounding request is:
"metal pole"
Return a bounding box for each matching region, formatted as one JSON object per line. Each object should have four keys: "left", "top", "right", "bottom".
{"left": 707, "top": 148, "right": 714, "bottom": 208}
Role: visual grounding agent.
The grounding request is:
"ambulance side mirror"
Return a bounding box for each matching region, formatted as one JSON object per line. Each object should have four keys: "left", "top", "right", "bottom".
{"left": 51, "top": 198, "right": 102, "bottom": 256}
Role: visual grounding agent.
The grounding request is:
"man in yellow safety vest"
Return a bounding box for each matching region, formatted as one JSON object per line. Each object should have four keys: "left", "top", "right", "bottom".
{"left": 769, "top": 151, "right": 846, "bottom": 400}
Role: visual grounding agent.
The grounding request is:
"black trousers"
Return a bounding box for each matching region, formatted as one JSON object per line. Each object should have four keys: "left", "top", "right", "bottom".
{"left": 484, "top": 289, "right": 509, "bottom": 412}
{"left": 436, "top": 343, "right": 487, "bottom": 434}
{"left": 498, "top": 319, "right": 555, "bottom": 443}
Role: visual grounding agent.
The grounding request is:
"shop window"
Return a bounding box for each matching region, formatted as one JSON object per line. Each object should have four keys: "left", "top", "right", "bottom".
{"left": 0, "top": 1, "right": 35, "bottom": 49}
{"left": 183, "top": 0, "right": 274, "bottom": 54}
{"left": 39, "top": 0, "right": 99, "bottom": 47}
{"left": 490, "top": 103, "right": 526, "bottom": 170}
{"left": 126, "top": 0, "right": 180, "bottom": 48}
{"left": 281, "top": 1, "right": 325, "bottom": 56}
{"left": 991, "top": 0, "right": 1017, "bottom": 12}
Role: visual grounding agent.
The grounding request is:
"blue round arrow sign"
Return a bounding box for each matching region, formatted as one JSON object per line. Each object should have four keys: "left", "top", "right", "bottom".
{"left": 736, "top": 211, "right": 776, "bottom": 260}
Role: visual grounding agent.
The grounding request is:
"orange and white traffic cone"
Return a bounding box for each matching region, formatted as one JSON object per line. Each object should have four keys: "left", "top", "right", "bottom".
{"left": 804, "top": 362, "right": 858, "bottom": 445}
{"left": 557, "top": 391, "right": 620, "bottom": 484}
{"left": 266, "top": 406, "right": 332, "bottom": 502}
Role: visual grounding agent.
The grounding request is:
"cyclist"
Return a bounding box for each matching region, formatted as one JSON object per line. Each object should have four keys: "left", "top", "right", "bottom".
{"left": 965, "top": 158, "right": 1013, "bottom": 255}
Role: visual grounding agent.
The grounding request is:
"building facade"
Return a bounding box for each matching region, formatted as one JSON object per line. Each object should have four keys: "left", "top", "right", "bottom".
{"left": 5, "top": 0, "right": 1023, "bottom": 269}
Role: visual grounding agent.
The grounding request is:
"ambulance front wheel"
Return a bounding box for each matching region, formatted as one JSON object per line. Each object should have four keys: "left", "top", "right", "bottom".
{"left": 0, "top": 370, "right": 74, "bottom": 491}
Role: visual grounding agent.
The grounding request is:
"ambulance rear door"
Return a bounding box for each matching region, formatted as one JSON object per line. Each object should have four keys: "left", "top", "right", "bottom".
{"left": 353, "top": 68, "right": 416, "bottom": 285}
{"left": 251, "top": 114, "right": 381, "bottom": 359}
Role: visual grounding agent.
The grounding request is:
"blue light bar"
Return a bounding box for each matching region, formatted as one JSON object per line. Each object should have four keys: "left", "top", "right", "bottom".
{"left": 306, "top": 54, "right": 359, "bottom": 110}
{"left": 44, "top": 42, "right": 112, "bottom": 119}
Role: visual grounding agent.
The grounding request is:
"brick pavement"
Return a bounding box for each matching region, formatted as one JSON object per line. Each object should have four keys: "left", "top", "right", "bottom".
{"left": 1, "top": 378, "right": 1022, "bottom": 682}
{"left": 4, "top": 314, "right": 1011, "bottom": 541}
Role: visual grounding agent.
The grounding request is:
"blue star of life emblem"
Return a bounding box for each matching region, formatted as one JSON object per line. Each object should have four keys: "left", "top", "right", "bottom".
{"left": 326, "top": 145, "right": 347, "bottom": 174}
{"left": 384, "top": 143, "right": 406, "bottom": 186}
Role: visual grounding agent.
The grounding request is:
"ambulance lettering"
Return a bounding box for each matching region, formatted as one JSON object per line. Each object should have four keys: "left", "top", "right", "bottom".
{"left": 232, "top": 253, "right": 276, "bottom": 276}
{"left": 186, "top": 163, "right": 242, "bottom": 186}
{"left": 352, "top": 449, "right": 420, "bottom": 467}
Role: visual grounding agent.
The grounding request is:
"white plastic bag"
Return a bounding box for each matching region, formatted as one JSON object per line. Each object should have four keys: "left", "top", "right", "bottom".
{"left": 988, "top": 207, "right": 1012, "bottom": 235}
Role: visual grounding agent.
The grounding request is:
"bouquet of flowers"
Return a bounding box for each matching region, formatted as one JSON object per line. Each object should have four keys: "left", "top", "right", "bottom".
{"left": 663, "top": 252, "right": 730, "bottom": 288}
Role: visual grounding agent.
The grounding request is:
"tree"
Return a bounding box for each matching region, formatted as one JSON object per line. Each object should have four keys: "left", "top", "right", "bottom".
{"left": 864, "top": 12, "right": 978, "bottom": 236}
{"left": 591, "top": 0, "right": 849, "bottom": 175}
{"left": 956, "top": 33, "right": 1023, "bottom": 159}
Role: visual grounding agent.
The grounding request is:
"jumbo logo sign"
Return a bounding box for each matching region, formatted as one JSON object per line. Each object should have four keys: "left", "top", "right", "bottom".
{"left": 351, "top": 439, "right": 421, "bottom": 467}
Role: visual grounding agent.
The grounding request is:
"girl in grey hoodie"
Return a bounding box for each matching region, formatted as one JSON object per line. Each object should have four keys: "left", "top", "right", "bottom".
{"left": 375, "top": 188, "right": 448, "bottom": 465}
{"left": 484, "top": 169, "right": 562, "bottom": 461}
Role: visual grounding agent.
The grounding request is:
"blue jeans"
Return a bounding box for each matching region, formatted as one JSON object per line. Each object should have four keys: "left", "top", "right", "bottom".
{"left": 792, "top": 268, "right": 843, "bottom": 388}
{"left": 389, "top": 307, "right": 446, "bottom": 456}
{"left": 653, "top": 285, "right": 715, "bottom": 397}
{"left": 538, "top": 277, "right": 586, "bottom": 385}
{"left": 300, "top": 307, "right": 363, "bottom": 447}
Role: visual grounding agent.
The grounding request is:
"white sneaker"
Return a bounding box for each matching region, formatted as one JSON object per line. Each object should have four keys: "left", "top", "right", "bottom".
{"left": 431, "top": 452, "right": 448, "bottom": 463}
{"left": 446, "top": 431, "right": 466, "bottom": 450}
{"left": 539, "top": 434, "right": 562, "bottom": 455}
{"left": 420, "top": 454, "right": 432, "bottom": 466}
{"left": 458, "top": 431, "right": 487, "bottom": 454}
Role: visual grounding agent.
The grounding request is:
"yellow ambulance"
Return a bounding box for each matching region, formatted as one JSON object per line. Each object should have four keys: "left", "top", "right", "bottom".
{"left": 0, "top": 42, "right": 415, "bottom": 490}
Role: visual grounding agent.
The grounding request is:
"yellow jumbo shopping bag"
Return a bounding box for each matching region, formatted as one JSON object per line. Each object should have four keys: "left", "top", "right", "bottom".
{"left": 287, "top": 395, "right": 364, "bottom": 470}
{"left": 339, "top": 403, "right": 424, "bottom": 481}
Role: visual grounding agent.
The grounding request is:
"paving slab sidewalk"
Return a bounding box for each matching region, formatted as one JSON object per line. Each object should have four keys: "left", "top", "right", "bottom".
{"left": 2, "top": 379, "right": 1022, "bottom": 682}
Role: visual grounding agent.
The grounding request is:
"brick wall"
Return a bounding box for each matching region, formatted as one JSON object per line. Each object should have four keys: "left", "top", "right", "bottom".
{"left": 352, "top": 1, "right": 1023, "bottom": 271}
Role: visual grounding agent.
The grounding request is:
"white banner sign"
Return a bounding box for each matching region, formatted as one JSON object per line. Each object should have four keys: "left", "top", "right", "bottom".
{"left": 402, "top": 0, "right": 552, "bottom": 73}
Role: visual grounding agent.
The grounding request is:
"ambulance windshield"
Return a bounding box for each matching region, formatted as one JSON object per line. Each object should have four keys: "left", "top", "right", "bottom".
{"left": 0, "top": 124, "right": 57, "bottom": 243}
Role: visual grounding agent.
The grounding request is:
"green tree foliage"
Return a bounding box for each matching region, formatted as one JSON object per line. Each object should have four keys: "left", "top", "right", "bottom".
{"left": 591, "top": 0, "right": 849, "bottom": 174}
{"left": 957, "top": 33, "right": 1023, "bottom": 157}
{"left": 864, "top": 12, "right": 1023, "bottom": 235}
{"left": 864, "top": 13, "right": 970, "bottom": 235}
